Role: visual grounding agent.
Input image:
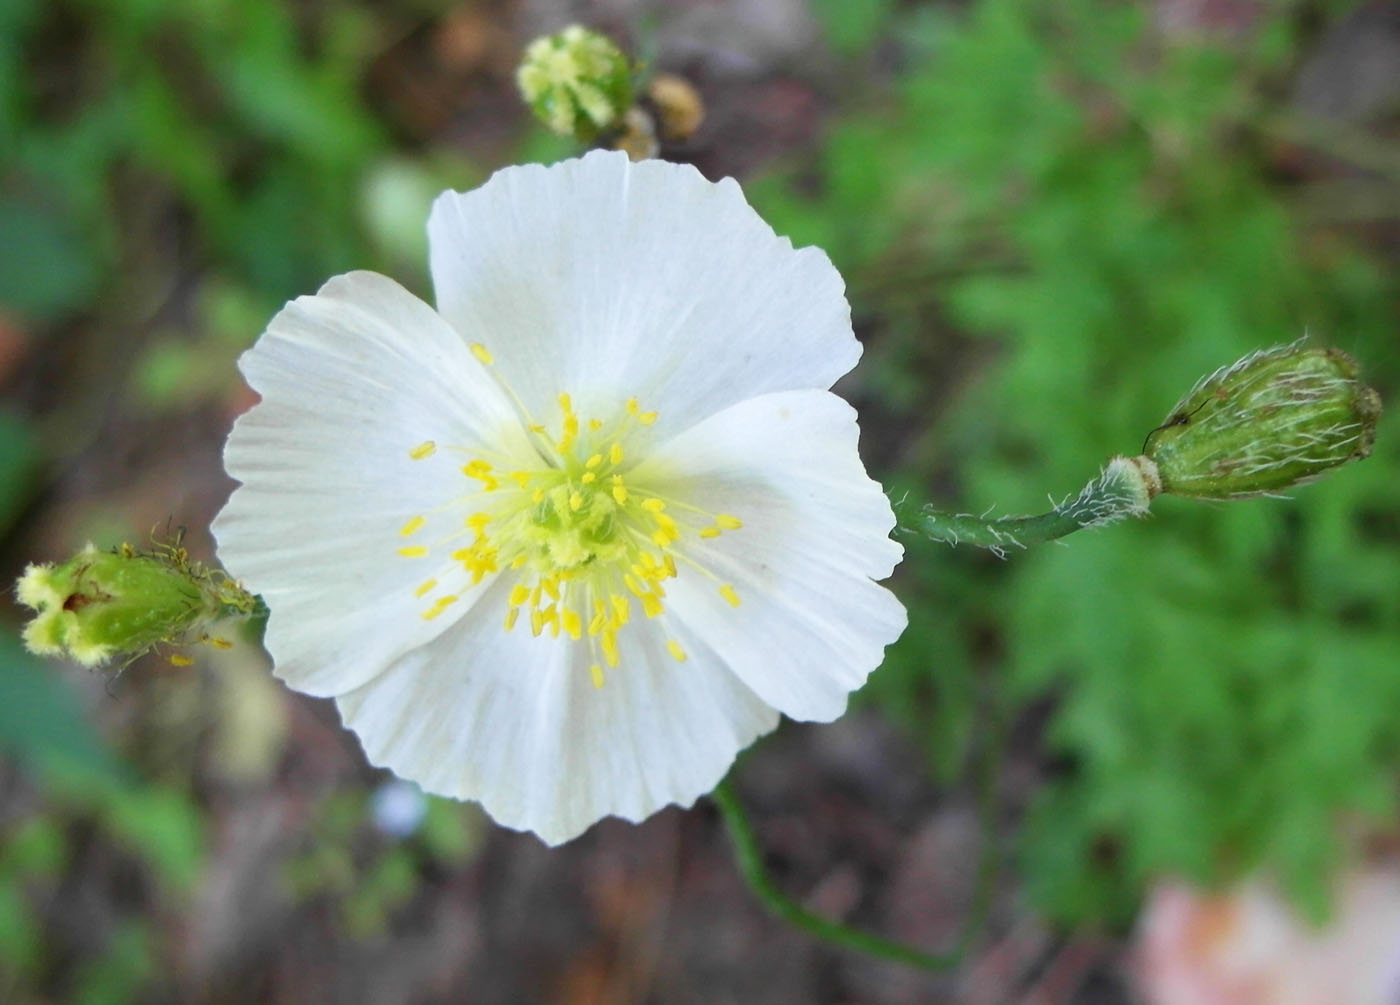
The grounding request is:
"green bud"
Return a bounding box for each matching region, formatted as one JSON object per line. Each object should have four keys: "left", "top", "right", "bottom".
{"left": 516, "top": 25, "right": 633, "bottom": 141}
{"left": 16, "top": 543, "right": 260, "bottom": 668}
{"left": 1143, "top": 342, "right": 1382, "bottom": 499}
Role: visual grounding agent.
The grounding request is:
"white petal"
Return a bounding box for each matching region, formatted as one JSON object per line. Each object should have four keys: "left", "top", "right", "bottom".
{"left": 428, "top": 150, "right": 859, "bottom": 439}
{"left": 335, "top": 575, "right": 780, "bottom": 845}
{"left": 631, "top": 389, "right": 907, "bottom": 721}
{"left": 214, "top": 271, "right": 534, "bottom": 696}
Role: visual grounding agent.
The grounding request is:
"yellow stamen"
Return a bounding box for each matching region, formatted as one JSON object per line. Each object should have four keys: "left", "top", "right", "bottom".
{"left": 470, "top": 342, "right": 494, "bottom": 365}
{"left": 653, "top": 513, "right": 679, "bottom": 536}
{"left": 610, "top": 443, "right": 624, "bottom": 465}
{"left": 409, "top": 441, "right": 436, "bottom": 459}
{"left": 590, "top": 664, "right": 605, "bottom": 689}
{"left": 666, "top": 640, "right": 687, "bottom": 662}
{"left": 397, "top": 545, "right": 429, "bottom": 558}
{"left": 715, "top": 514, "right": 743, "bottom": 530}
{"left": 699, "top": 526, "right": 721, "bottom": 539}
{"left": 169, "top": 654, "right": 194, "bottom": 667}
{"left": 400, "top": 515, "right": 426, "bottom": 537}
{"left": 504, "top": 606, "right": 520, "bottom": 631}
{"left": 415, "top": 578, "right": 438, "bottom": 598}
{"left": 719, "top": 584, "right": 741, "bottom": 607}
{"left": 422, "top": 595, "right": 458, "bottom": 620}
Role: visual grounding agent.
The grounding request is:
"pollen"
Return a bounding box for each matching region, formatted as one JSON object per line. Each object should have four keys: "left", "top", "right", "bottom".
{"left": 395, "top": 378, "right": 746, "bottom": 689}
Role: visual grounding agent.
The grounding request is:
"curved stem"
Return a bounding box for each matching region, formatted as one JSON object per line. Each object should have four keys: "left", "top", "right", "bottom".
{"left": 713, "top": 743, "right": 1002, "bottom": 972}
{"left": 712, "top": 780, "right": 956, "bottom": 969}
{"left": 896, "top": 455, "right": 1158, "bottom": 554}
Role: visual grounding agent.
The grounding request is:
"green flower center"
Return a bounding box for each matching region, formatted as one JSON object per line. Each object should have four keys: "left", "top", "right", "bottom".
{"left": 396, "top": 344, "right": 743, "bottom": 688}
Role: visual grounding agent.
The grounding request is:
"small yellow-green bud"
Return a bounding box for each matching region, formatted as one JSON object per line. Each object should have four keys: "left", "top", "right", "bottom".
{"left": 16, "top": 543, "right": 259, "bottom": 668}
{"left": 1143, "top": 342, "right": 1381, "bottom": 499}
{"left": 517, "top": 25, "right": 634, "bottom": 141}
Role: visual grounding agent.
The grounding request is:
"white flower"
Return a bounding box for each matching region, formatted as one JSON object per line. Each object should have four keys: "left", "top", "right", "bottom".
{"left": 213, "top": 150, "right": 906, "bottom": 845}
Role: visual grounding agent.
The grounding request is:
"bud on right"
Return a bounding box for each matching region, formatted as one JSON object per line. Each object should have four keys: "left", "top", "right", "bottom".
{"left": 1143, "top": 342, "right": 1382, "bottom": 499}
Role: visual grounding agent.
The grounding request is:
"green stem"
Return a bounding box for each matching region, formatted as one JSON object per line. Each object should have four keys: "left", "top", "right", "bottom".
{"left": 713, "top": 720, "right": 1003, "bottom": 972}
{"left": 896, "top": 455, "right": 1157, "bottom": 554}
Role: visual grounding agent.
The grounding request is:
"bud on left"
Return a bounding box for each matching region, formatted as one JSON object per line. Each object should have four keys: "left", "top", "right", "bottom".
{"left": 16, "top": 545, "right": 243, "bottom": 667}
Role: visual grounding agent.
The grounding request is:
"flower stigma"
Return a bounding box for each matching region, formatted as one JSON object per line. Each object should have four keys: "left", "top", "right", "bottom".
{"left": 397, "top": 344, "right": 746, "bottom": 688}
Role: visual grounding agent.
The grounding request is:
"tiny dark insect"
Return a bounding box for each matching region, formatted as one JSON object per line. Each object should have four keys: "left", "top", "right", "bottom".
{"left": 1140, "top": 398, "right": 1211, "bottom": 454}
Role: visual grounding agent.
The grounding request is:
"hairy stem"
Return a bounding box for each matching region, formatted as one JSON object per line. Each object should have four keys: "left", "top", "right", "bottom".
{"left": 896, "top": 455, "right": 1159, "bottom": 555}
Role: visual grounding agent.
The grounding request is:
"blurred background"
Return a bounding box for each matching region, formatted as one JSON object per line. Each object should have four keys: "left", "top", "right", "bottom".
{"left": 3, "top": 0, "right": 1399, "bottom": 1001}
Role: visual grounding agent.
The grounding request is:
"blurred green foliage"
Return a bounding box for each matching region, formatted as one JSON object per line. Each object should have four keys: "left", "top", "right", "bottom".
{"left": 783, "top": 0, "right": 1400, "bottom": 925}
{"left": 2, "top": 0, "right": 385, "bottom": 320}
{"left": 285, "top": 789, "right": 481, "bottom": 941}
{"left": 0, "top": 639, "right": 203, "bottom": 999}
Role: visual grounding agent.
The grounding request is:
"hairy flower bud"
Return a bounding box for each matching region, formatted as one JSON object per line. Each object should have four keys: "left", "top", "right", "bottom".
{"left": 517, "top": 26, "right": 633, "bottom": 141}
{"left": 1143, "top": 342, "right": 1381, "bottom": 499}
{"left": 16, "top": 543, "right": 259, "bottom": 667}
